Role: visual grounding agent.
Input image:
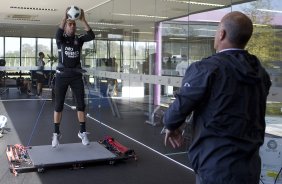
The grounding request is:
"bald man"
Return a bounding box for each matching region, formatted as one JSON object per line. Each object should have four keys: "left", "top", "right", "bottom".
{"left": 163, "top": 11, "right": 271, "bottom": 184}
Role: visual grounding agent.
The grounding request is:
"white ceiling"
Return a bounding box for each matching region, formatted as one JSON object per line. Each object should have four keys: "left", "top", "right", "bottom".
{"left": 0, "top": 0, "right": 251, "bottom": 40}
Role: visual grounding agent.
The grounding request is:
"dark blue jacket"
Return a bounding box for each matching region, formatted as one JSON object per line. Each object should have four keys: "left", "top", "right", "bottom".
{"left": 163, "top": 50, "right": 271, "bottom": 184}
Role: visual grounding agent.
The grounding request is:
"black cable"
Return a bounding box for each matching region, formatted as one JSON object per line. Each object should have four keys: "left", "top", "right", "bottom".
{"left": 274, "top": 167, "right": 282, "bottom": 184}
{"left": 83, "top": 74, "right": 91, "bottom": 115}
{"left": 27, "top": 99, "right": 46, "bottom": 146}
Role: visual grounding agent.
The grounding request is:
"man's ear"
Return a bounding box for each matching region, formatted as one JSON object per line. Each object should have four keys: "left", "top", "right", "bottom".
{"left": 219, "top": 29, "right": 226, "bottom": 41}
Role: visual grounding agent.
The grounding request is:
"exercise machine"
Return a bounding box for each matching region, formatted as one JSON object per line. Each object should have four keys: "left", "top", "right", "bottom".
{"left": 6, "top": 136, "right": 137, "bottom": 176}
{"left": 145, "top": 105, "right": 166, "bottom": 126}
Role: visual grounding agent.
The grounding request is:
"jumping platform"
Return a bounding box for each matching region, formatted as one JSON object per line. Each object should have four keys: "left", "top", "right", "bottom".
{"left": 6, "top": 137, "right": 137, "bottom": 176}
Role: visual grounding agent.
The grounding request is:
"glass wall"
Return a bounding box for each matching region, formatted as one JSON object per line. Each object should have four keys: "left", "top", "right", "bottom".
{"left": 0, "top": 37, "right": 3, "bottom": 58}
{"left": 82, "top": 40, "right": 95, "bottom": 68}
{"left": 159, "top": 0, "right": 282, "bottom": 125}
{"left": 0, "top": 0, "right": 281, "bottom": 172}
{"left": 21, "top": 38, "right": 36, "bottom": 67}
{"left": 5, "top": 37, "right": 20, "bottom": 66}
{"left": 37, "top": 38, "right": 52, "bottom": 67}
{"left": 0, "top": 0, "right": 280, "bottom": 121}
{"left": 0, "top": 0, "right": 280, "bottom": 127}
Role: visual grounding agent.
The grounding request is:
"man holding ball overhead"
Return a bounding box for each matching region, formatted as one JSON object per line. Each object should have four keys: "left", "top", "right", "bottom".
{"left": 52, "top": 6, "right": 95, "bottom": 148}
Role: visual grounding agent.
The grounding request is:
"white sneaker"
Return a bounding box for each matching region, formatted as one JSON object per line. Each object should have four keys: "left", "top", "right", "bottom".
{"left": 52, "top": 133, "right": 61, "bottom": 148}
{"left": 78, "top": 132, "right": 90, "bottom": 145}
{"left": 0, "top": 132, "right": 3, "bottom": 138}
{"left": 27, "top": 91, "right": 34, "bottom": 96}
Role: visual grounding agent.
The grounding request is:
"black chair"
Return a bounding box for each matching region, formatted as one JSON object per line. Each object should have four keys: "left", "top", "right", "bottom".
{"left": 0, "top": 59, "right": 9, "bottom": 95}
{"left": 0, "top": 59, "right": 6, "bottom": 77}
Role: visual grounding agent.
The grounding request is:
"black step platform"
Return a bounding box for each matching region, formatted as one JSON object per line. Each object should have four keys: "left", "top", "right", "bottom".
{"left": 6, "top": 138, "right": 136, "bottom": 176}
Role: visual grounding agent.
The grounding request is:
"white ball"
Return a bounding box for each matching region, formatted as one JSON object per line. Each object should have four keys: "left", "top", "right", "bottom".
{"left": 67, "top": 5, "right": 81, "bottom": 20}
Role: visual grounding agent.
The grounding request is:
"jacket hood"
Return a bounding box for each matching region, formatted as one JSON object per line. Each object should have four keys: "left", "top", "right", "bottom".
{"left": 216, "top": 50, "right": 264, "bottom": 84}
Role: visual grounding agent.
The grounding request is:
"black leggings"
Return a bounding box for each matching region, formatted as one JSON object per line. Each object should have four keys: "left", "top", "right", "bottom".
{"left": 54, "top": 75, "right": 85, "bottom": 112}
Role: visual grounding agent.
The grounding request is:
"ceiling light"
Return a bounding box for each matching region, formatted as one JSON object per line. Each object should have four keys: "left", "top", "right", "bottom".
{"left": 85, "top": 0, "right": 111, "bottom": 12}
{"left": 131, "top": 31, "right": 153, "bottom": 34}
{"left": 193, "top": 19, "right": 220, "bottom": 23}
{"left": 194, "top": 28, "right": 216, "bottom": 32}
{"left": 257, "top": 9, "right": 282, "bottom": 13}
{"left": 253, "top": 23, "right": 269, "bottom": 27}
{"left": 6, "top": 18, "right": 40, "bottom": 22}
{"left": 169, "top": 37, "right": 186, "bottom": 40}
{"left": 0, "top": 30, "right": 20, "bottom": 33}
{"left": 93, "top": 29, "right": 109, "bottom": 32}
{"left": 162, "top": 0, "right": 224, "bottom": 7}
{"left": 112, "top": 13, "right": 168, "bottom": 19}
{"left": 171, "top": 33, "right": 186, "bottom": 36}
{"left": 88, "top": 22, "right": 133, "bottom": 27}
{"left": 152, "top": 26, "right": 182, "bottom": 29}
{"left": 197, "top": 35, "right": 214, "bottom": 37}
{"left": 6, "top": 14, "right": 40, "bottom": 21}
{"left": 10, "top": 6, "right": 57, "bottom": 11}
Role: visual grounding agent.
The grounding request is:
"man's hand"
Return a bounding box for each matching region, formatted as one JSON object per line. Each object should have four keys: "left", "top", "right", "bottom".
{"left": 79, "top": 9, "right": 86, "bottom": 22}
{"left": 164, "top": 128, "right": 184, "bottom": 148}
{"left": 79, "top": 9, "right": 91, "bottom": 31}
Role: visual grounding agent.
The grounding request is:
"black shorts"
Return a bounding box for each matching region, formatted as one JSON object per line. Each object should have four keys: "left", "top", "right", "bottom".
{"left": 35, "top": 73, "right": 45, "bottom": 83}
{"left": 54, "top": 74, "right": 85, "bottom": 112}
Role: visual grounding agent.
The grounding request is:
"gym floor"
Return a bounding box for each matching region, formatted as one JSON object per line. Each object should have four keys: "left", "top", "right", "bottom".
{"left": 0, "top": 87, "right": 196, "bottom": 184}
